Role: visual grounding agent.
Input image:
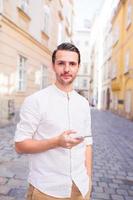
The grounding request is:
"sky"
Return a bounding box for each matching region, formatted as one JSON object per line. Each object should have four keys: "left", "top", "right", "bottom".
{"left": 74, "top": 0, "right": 105, "bottom": 29}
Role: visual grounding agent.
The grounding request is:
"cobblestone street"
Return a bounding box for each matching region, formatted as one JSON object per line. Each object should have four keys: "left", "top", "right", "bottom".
{"left": 0, "top": 108, "right": 133, "bottom": 200}
{"left": 91, "top": 109, "right": 133, "bottom": 200}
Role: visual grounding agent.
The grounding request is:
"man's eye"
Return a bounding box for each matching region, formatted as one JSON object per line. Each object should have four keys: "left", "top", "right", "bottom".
{"left": 70, "top": 62, "right": 76, "bottom": 66}
{"left": 58, "top": 62, "right": 64, "bottom": 65}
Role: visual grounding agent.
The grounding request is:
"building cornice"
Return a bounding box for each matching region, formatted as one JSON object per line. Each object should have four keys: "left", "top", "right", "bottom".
{"left": 1, "top": 14, "right": 52, "bottom": 55}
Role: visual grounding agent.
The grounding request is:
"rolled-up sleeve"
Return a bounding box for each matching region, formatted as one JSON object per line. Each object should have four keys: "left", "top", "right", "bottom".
{"left": 14, "top": 96, "right": 41, "bottom": 142}
{"left": 84, "top": 103, "right": 93, "bottom": 146}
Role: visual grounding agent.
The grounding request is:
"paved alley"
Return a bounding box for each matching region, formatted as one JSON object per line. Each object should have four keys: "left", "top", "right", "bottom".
{"left": 0, "top": 109, "right": 133, "bottom": 200}
{"left": 91, "top": 109, "right": 133, "bottom": 200}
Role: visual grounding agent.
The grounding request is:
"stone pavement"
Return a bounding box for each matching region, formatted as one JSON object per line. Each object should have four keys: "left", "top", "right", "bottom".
{"left": 91, "top": 109, "right": 133, "bottom": 200}
{"left": 0, "top": 109, "right": 133, "bottom": 200}
{"left": 0, "top": 125, "right": 28, "bottom": 200}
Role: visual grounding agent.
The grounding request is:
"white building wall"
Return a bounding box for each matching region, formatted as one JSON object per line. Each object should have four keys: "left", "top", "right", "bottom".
{"left": 73, "top": 30, "right": 91, "bottom": 99}
{"left": 89, "top": 0, "right": 120, "bottom": 109}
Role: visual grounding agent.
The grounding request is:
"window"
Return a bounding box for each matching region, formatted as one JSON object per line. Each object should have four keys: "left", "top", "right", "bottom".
{"left": 113, "top": 25, "right": 119, "bottom": 46}
{"left": 83, "top": 63, "right": 88, "bottom": 74}
{"left": 111, "top": 62, "right": 117, "bottom": 79}
{"left": 126, "top": 3, "right": 132, "bottom": 28}
{"left": 58, "top": 22, "right": 63, "bottom": 44}
{"left": 124, "top": 50, "right": 130, "bottom": 73}
{"left": 19, "top": 0, "right": 29, "bottom": 15}
{"left": 112, "top": 93, "right": 118, "bottom": 110}
{"left": 0, "top": 0, "right": 3, "bottom": 13}
{"left": 35, "top": 70, "right": 40, "bottom": 85}
{"left": 40, "top": 65, "right": 49, "bottom": 89}
{"left": 42, "top": 5, "right": 50, "bottom": 35}
{"left": 125, "top": 90, "right": 132, "bottom": 113}
{"left": 83, "top": 79, "right": 87, "bottom": 88}
{"left": 16, "top": 55, "right": 27, "bottom": 91}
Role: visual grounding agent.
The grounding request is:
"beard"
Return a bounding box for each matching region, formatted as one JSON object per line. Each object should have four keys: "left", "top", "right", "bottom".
{"left": 56, "top": 73, "right": 76, "bottom": 86}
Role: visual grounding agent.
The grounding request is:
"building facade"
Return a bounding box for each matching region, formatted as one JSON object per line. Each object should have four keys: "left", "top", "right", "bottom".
{"left": 101, "top": 22, "right": 112, "bottom": 110}
{"left": 89, "top": 43, "right": 99, "bottom": 107}
{"left": 73, "top": 28, "right": 91, "bottom": 100}
{"left": 0, "top": 0, "right": 74, "bottom": 124}
{"left": 111, "top": 0, "right": 133, "bottom": 119}
{"left": 89, "top": 0, "right": 133, "bottom": 120}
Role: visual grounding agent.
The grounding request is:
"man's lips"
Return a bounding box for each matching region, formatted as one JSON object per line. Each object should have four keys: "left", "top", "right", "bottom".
{"left": 61, "top": 74, "right": 72, "bottom": 79}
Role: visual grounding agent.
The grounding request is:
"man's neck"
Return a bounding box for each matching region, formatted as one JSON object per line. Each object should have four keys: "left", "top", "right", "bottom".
{"left": 55, "top": 82, "right": 73, "bottom": 93}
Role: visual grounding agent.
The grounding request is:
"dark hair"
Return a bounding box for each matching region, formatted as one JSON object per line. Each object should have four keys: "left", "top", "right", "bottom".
{"left": 52, "top": 42, "right": 81, "bottom": 64}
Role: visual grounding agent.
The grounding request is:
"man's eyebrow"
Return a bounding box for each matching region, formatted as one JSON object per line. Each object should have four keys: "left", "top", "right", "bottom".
{"left": 56, "top": 60, "right": 77, "bottom": 63}
{"left": 69, "top": 61, "right": 77, "bottom": 63}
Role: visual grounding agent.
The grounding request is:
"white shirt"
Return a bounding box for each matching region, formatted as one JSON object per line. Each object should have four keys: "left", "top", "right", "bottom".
{"left": 15, "top": 84, "right": 93, "bottom": 198}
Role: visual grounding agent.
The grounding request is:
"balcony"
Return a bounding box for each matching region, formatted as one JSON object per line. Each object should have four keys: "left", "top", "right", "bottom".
{"left": 111, "top": 80, "right": 121, "bottom": 91}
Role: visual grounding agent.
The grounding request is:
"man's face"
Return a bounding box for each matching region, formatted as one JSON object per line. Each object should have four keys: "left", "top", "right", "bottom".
{"left": 53, "top": 50, "right": 79, "bottom": 86}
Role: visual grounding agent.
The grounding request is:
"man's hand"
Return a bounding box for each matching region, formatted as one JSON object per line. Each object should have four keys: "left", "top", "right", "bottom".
{"left": 58, "top": 130, "right": 84, "bottom": 149}
{"left": 15, "top": 130, "right": 84, "bottom": 154}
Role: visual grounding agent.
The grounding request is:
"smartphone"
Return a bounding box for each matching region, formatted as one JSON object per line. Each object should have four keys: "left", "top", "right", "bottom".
{"left": 70, "top": 134, "right": 90, "bottom": 140}
{"left": 76, "top": 136, "right": 91, "bottom": 139}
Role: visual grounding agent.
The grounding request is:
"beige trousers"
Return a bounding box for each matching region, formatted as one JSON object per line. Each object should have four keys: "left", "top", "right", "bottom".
{"left": 27, "top": 183, "right": 91, "bottom": 200}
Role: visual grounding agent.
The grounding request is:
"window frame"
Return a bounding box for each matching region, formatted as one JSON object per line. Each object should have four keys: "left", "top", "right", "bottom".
{"left": 113, "top": 25, "right": 119, "bottom": 46}
{"left": 18, "top": 0, "right": 29, "bottom": 15}
{"left": 125, "top": 90, "right": 132, "bottom": 114}
{"left": 42, "top": 5, "right": 50, "bottom": 36}
{"left": 126, "top": 2, "right": 132, "bottom": 29}
{"left": 124, "top": 50, "right": 130, "bottom": 73}
{"left": 16, "top": 55, "right": 27, "bottom": 92}
{"left": 111, "top": 61, "right": 117, "bottom": 79}
{"left": 40, "top": 64, "right": 49, "bottom": 89}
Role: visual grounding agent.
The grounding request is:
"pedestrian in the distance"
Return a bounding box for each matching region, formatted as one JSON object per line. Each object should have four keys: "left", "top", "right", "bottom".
{"left": 14, "top": 42, "right": 93, "bottom": 200}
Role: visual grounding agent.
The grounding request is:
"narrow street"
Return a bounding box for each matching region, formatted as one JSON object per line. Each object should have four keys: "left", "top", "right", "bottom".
{"left": 0, "top": 109, "right": 133, "bottom": 200}
{"left": 91, "top": 109, "right": 133, "bottom": 200}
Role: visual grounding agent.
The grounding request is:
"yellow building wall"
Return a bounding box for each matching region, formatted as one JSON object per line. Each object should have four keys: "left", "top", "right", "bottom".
{"left": 111, "top": 2, "right": 125, "bottom": 114}
{"left": 122, "top": 0, "right": 133, "bottom": 119}
{"left": 111, "top": 0, "right": 133, "bottom": 119}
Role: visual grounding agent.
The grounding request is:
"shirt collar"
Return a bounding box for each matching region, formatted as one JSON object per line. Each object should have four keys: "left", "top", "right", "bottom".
{"left": 52, "top": 84, "right": 75, "bottom": 98}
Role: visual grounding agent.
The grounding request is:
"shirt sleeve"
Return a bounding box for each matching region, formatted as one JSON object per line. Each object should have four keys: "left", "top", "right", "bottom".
{"left": 84, "top": 102, "right": 93, "bottom": 146}
{"left": 14, "top": 95, "right": 41, "bottom": 142}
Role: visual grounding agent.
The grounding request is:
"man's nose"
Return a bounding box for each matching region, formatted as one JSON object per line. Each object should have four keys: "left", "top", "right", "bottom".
{"left": 64, "top": 63, "right": 70, "bottom": 72}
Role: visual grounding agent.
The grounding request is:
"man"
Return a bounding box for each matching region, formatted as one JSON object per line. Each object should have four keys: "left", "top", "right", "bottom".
{"left": 15, "top": 42, "right": 93, "bottom": 200}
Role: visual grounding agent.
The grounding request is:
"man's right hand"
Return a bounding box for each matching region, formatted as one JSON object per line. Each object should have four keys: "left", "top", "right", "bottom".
{"left": 58, "top": 130, "right": 84, "bottom": 149}
{"left": 15, "top": 130, "right": 84, "bottom": 154}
